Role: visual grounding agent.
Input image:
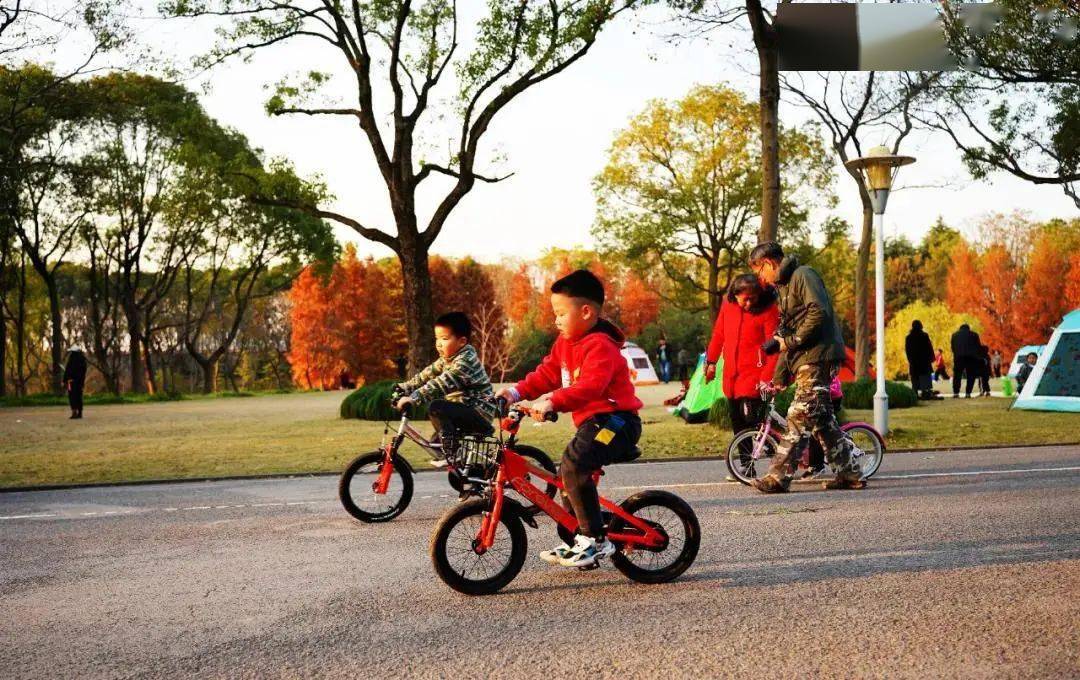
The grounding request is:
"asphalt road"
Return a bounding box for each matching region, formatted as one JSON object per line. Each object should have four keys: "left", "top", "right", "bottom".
{"left": 2, "top": 445, "right": 1079, "bottom": 679}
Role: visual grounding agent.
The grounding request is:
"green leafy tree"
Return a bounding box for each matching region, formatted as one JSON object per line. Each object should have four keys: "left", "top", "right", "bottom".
{"left": 593, "top": 84, "right": 832, "bottom": 318}
{"left": 162, "top": 0, "right": 651, "bottom": 372}
{"left": 927, "top": 0, "right": 1080, "bottom": 207}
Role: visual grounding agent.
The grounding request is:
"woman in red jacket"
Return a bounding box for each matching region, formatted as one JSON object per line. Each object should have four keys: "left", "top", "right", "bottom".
{"left": 704, "top": 274, "right": 780, "bottom": 436}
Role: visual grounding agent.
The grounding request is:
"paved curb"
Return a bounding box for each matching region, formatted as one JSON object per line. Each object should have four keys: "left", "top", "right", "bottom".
{"left": 2, "top": 441, "right": 1078, "bottom": 494}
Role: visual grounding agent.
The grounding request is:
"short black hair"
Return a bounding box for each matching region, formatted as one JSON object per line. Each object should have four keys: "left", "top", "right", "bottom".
{"left": 1026, "top": 352, "right": 1038, "bottom": 359}
{"left": 748, "top": 241, "right": 784, "bottom": 266}
{"left": 550, "top": 269, "right": 605, "bottom": 306}
{"left": 727, "top": 273, "right": 763, "bottom": 303}
{"left": 434, "top": 311, "right": 471, "bottom": 340}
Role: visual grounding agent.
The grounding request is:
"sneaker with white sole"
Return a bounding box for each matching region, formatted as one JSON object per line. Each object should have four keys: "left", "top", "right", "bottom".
{"left": 558, "top": 534, "right": 616, "bottom": 568}
{"left": 539, "top": 542, "right": 575, "bottom": 565}
{"left": 429, "top": 458, "right": 449, "bottom": 469}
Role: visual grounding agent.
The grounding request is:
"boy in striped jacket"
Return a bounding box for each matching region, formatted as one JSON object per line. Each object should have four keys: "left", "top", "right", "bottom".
{"left": 395, "top": 312, "right": 498, "bottom": 458}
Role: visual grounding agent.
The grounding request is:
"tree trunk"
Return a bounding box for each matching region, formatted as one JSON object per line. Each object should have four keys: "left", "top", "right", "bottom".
{"left": 14, "top": 253, "right": 27, "bottom": 397}
{"left": 143, "top": 335, "right": 159, "bottom": 395}
{"left": 398, "top": 238, "right": 436, "bottom": 374}
{"left": 44, "top": 275, "right": 64, "bottom": 395}
{"left": 748, "top": 2, "right": 780, "bottom": 244}
{"left": 0, "top": 234, "right": 8, "bottom": 398}
{"left": 854, "top": 200, "right": 874, "bottom": 379}
{"left": 707, "top": 261, "right": 721, "bottom": 321}
{"left": 193, "top": 354, "right": 216, "bottom": 394}
{"left": 125, "top": 309, "right": 147, "bottom": 394}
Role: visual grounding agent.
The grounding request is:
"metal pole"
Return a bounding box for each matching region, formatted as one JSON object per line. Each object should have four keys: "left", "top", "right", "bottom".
{"left": 874, "top": 210, "right": 889, "bottom": 434}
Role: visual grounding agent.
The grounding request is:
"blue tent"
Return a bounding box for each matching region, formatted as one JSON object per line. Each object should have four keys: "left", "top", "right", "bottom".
{"left": 1013, "top": 309, "right": 1080, "bottom": 413}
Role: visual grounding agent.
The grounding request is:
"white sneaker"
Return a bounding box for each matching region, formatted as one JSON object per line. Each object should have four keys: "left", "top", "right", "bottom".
{"left": 558, "top": 534, "right": 616, "bottom": 568}
{"left": 540, "top": 542, "right": 575, "bottom": 565}
{"left": 430, "top": 458, "right": 448, "bottom": 469}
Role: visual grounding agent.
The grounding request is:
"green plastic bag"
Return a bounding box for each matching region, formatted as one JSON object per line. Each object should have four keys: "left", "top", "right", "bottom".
{"left": 676, "top": 355, "right": 725, "bottom": 423}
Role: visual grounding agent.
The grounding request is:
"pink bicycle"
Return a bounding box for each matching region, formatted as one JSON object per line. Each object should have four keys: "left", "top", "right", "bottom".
{"left": 726, "top": 384, "right": 885, "bottom": 485}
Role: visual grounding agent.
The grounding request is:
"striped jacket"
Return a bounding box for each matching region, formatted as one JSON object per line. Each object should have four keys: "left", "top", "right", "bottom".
{"left": 399, "top": 344, "right": 498, "bottom": 420}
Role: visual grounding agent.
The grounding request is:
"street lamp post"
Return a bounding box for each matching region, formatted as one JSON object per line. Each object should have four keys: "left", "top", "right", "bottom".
{"left": 844, "top": 146, "right": 915, "bottom": 436}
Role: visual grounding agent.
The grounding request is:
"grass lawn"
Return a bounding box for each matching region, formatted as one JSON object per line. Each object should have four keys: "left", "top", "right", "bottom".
{"left": 1, "top": 384, "right": 1076, "bottom": 488}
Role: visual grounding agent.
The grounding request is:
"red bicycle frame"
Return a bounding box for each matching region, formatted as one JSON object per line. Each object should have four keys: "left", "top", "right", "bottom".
{"left": 475, "top": 445, "right": 666, "bottom": 554}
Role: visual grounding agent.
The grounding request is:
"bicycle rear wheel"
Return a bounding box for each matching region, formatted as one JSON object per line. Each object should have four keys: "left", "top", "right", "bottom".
{"left": 610, "top": 491, "right": 700, "bottom": 584}
{"left": 726, "top": 429, "right": 778, "bottom": 485}
{"left": 845, "top": 425, "right": 884, "bottom": 479}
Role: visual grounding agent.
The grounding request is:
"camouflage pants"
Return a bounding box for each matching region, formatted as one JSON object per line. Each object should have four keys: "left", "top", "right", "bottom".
{"left": 767, "top": 363, "right": 857, "bottom": 482}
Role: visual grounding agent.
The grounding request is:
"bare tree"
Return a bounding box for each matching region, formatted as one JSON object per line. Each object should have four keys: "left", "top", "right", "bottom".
{"left": 781, "top": 71, "right": 938, "bottom": 377}
{"left": 162, "top": 0, "right": 647, "bottom": 372}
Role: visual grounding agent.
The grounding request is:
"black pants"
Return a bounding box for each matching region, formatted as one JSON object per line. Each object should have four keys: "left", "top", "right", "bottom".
{"left": 728, "top": 397, "right": 765, "bottom": 436}
{"left": 68, "top": 383, "right": 84, "bottom": 416}
{"left": 560, "top": 412, "right": 642, "bottom": 538}
{"left": 953, "top": 358, "right": 978, "bottom": 396}
{"left": 427, "top": 399, "right": 493, "bottom": 441}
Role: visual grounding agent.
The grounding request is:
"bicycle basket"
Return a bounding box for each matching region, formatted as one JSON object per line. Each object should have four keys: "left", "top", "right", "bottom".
{"left": 446, "top": 435, "right": 502, "bottom": 479}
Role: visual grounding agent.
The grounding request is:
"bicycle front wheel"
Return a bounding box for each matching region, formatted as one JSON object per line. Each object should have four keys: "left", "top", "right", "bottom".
{"left": 726, "top": 428, "right": 778, "bottom": 485}
{"left": 845, "top": 425, "right": 884, "bottom": 479}
{"left": 338, "top": 450, "right": 413, "bottom": 523}
{"left": 430, "top": 498, "right": 527, "bottom": 596}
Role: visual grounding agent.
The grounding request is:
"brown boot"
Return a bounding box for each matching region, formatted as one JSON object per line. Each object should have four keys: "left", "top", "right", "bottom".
{"left": 823, "top": 472, "right": 866, "bottom": 490}
{"left": 751, "top": 474, "right": 789, "bottom": 494}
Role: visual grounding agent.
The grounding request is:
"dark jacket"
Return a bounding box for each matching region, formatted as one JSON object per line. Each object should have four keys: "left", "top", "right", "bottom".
{"left": 63, "top": 351, "right": 88, "bottom": 386}
{"left": 772, "top": 256, "right": 845, "bottom": 380}
{"left": 950, "top": 325, "right": 981, "bottom": 360}
{"left": 905, "top": 329, "right": 934, "bottom": 376}
{"left": 1016, "top": 362, "right": 1034, "bottom": 391}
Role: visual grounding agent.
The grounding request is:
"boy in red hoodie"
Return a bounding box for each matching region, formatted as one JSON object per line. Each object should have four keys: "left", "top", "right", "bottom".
{"left": 496, "top": 270, "right": 643, "bottom": 568}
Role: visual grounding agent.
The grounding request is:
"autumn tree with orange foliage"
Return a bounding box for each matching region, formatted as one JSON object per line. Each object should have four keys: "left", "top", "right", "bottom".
{"left": 946, "top": 233, "right": 1076, "bottom": 352}
{"left": 1066, "top": 253, "right": 1080, "bottom": 310}
{"left": 946, "top": 243, "right": 1021, "bottom": 350}
{"left": 288, "top": 247, "right": 405, "bottom": 389}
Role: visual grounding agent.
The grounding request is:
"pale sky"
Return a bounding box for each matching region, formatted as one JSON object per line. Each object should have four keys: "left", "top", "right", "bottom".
{"left": 44, "top": 1, "right": 1079, "bottom": 263}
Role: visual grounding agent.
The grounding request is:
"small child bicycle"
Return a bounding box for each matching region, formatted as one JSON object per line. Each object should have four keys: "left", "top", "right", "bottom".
{"left": 429, "top": 400, "right": 701, "bottom": 595}
{"left": 338, "top": 394, "right": 557, "bottom": 523}
{"left": 725, "top": 383, "right": 885, "bottom": 485}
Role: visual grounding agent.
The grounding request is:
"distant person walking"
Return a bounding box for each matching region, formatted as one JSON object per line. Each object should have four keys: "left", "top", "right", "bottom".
{"left": 950, "top": 324, "right": 982, "bottom": 398}
{"left": 676, "top": 347, "right": 693, "bottom": 384}
{"left": 933, "top": 348, "right": 950, "bottom": 382}
{"left": 990, "top": 349, "right": 1003, "bottom": 378}
{"left": 656, "top": 339, "right": 673, "bottom": 383}
{"left": 905, "top": 320, "right": 940, "bottom": 400}
{"left": 63, "top": 346, "right": 88, "bottom": 420}
{"left": 978, "top": 344, "right": 993, "bottom": 397}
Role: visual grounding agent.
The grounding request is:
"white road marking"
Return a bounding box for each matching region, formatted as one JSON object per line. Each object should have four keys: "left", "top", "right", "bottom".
{"left": 2, "top": 466, "right": 1077, "bottom": 521}
{"left": 609, "top": 465, "right": 1080, "bottom": 492}
{"left": 0, "top": 513, "right": 57, "bottom": 520}
{"left": 877, "top": 466, "right": 1080, "bottom": 480}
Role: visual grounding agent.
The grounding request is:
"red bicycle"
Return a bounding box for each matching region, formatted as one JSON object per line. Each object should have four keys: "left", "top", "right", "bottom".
{"left": 430, "top": 402, "right": 701, "bottom": 595}
{"left": 338, "top": 398, "right": 556, "bottom": 523}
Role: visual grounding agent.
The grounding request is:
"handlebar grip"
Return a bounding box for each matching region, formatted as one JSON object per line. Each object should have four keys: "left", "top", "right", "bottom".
{"left": 543, "top": 411, "right": 558, "bottom": 423}
{"left": 495, "top": 396, "right": 509, "bottom": 417}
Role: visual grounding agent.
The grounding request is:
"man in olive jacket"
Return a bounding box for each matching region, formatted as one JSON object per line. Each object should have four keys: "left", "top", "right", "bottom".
{"left": 749, "top": 241, "right": 863, "bottom": 492}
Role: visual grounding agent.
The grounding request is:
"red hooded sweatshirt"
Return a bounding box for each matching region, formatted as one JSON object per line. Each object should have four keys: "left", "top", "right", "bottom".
{"left": 705, "top": 297, "right": 780, "bottom": 400}
{"left": 515, "top": 319, "right": 643, "bottom": 427}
